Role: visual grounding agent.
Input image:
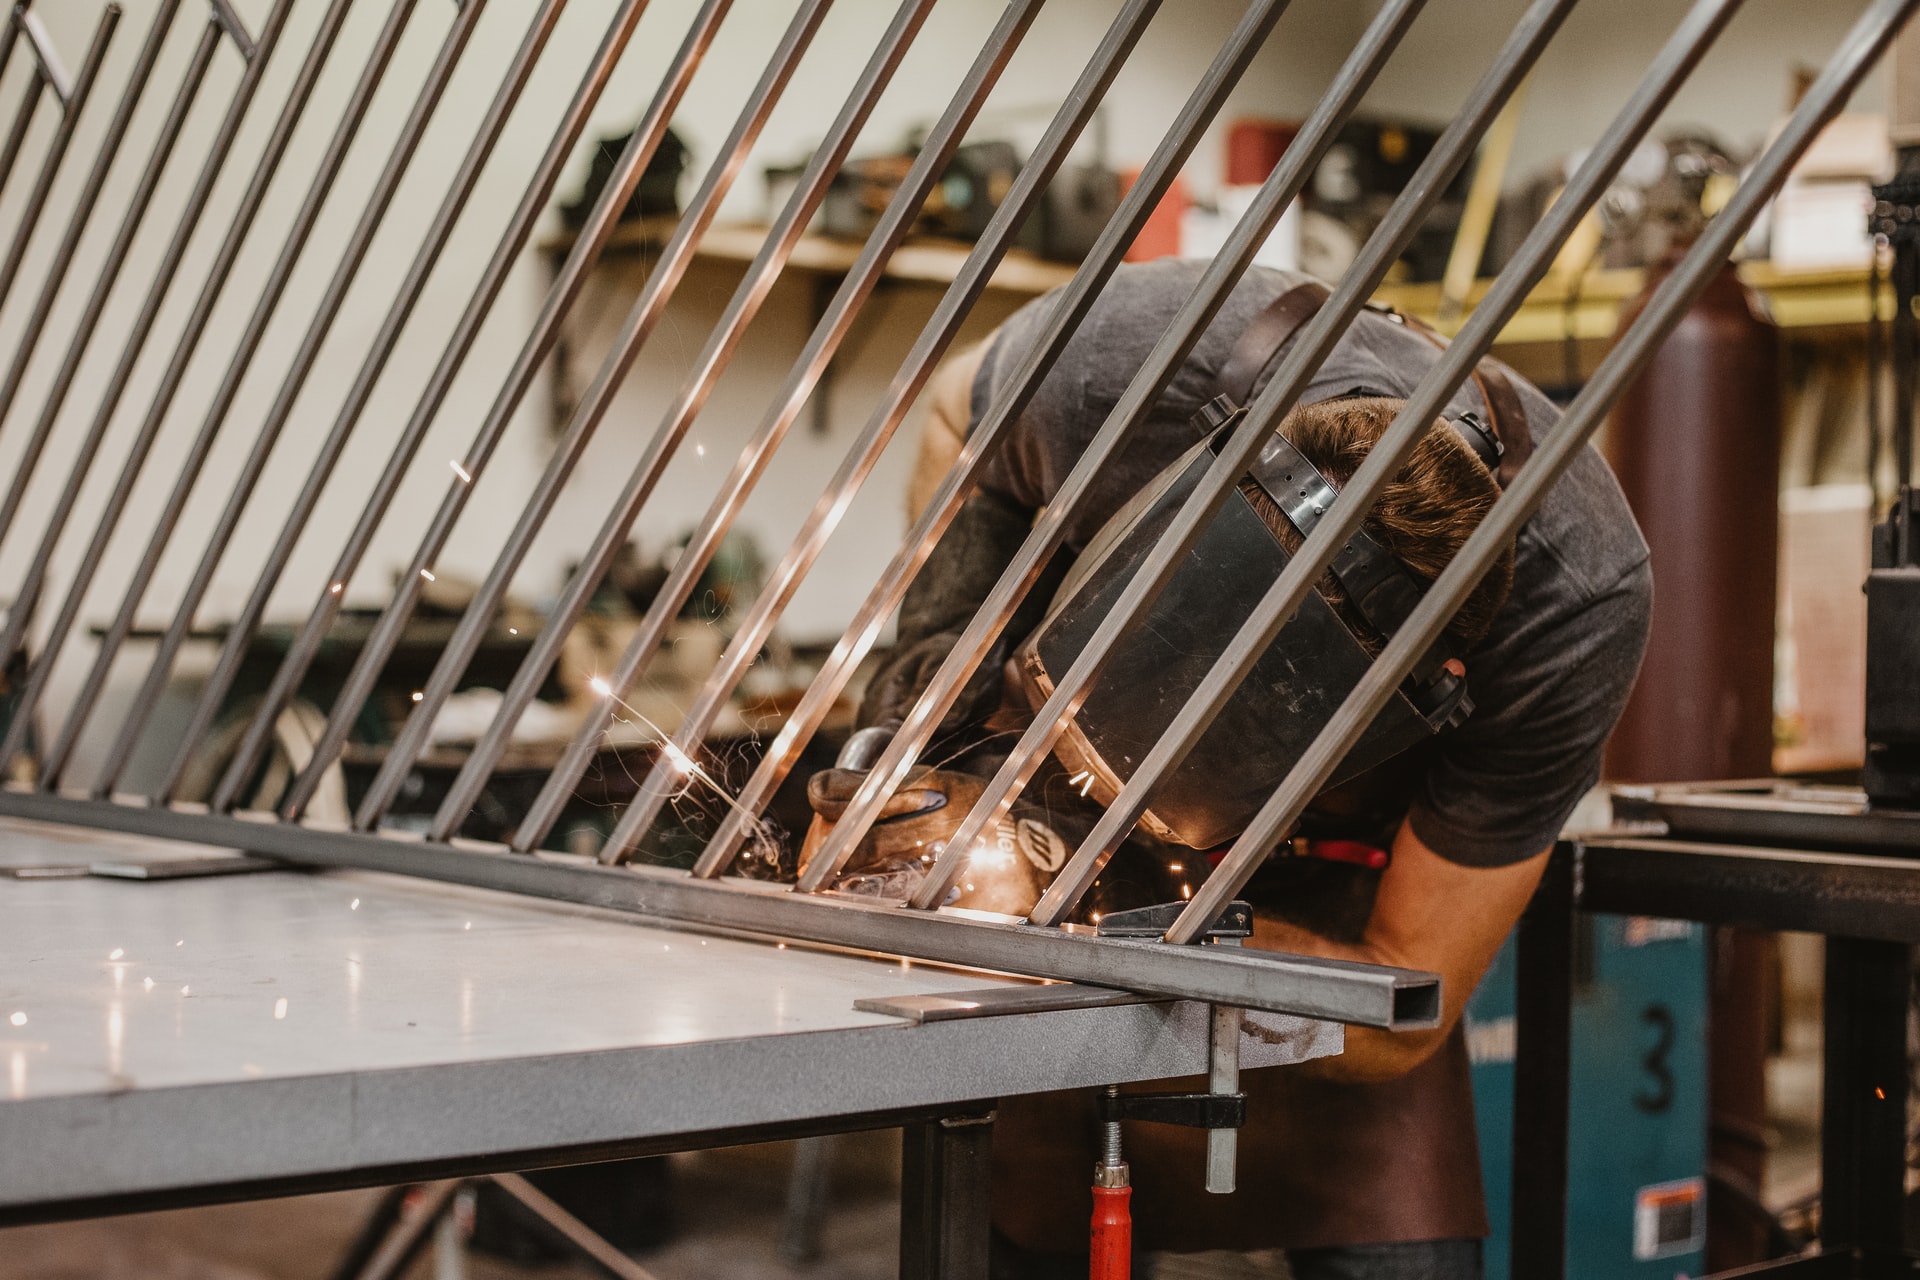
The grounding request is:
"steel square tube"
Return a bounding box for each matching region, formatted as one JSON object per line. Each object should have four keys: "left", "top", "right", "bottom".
{"left": 1026, "top": 0, "right": 1746, "bottom": 926}
{"left": 1168, "top": 0, "right": 1918, "bottom": 943}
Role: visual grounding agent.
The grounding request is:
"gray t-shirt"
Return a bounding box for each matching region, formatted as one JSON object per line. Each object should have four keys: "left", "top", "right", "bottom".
{"left": 970, "top": 259, "right": 1652, "bottom": 868}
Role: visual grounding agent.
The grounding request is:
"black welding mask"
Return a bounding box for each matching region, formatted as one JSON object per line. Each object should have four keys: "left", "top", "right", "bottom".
{"left": 1012, "top": 395, "right": 1486, "bottom": 850}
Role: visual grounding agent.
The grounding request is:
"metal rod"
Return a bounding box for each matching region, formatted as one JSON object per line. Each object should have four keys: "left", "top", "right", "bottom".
{"left": 0, "top": 786, "right": 1441, "bottom": 1030}
{"left": 488, "top": 1174, "right": 662, "bottom": 1280}
{"left": 63, "top": 0, "right": 494, "bottom": 793}
{"left": 17, "top": 7, "right": 73, "bottom": 104}
{"left": 0, "top": 11, "right": 226, "bottom": 559}
{"left": 889, "top": 0, "right": 1576, "bottom": 910}
{"left": 702, "top": 0, "right": 1425, "bottom": 882}
{"left": 0, "top": 31, "right": 47, "bottom": 219}
{"left": 426, "top": 0, "right": 1030, "bottom": 848}
{"left": 0, "top": 0, "right": 356, "bottom": 776}
{"left": 0, "top": 7, "right": 119, "bottom": 318}
{"left": 101, "top": 0, "right": 570, "bottom": 801}
{"left": 207, "top": 0, "right": 254, "bottom": 59}
{"left": 263, "top": 0, "right": 735, "bottom": 820}
{"left": 167, "top": 0, "right": 650, "bottom": 808}
{"left": 0, "top": 0, "right": 181, "bottom": 465}
{"left": 356, "top": 0, "right": 854, "bottom": 831}
{"left": 594, "top": 0, "right": 1231, "bottom": 865}
{"left": 1028, "top": 0, "right": 1746, "bottom": 926}
{"left": 205, "top": 0, "right": 677, "bottom": 816}
{"left": 1167, "top": 0, "right": 1918, "bottom": 945}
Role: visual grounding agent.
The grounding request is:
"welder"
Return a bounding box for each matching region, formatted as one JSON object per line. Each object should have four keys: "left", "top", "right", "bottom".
{"left": 804, "top": 259, "right": 1652, "bottom": 1280}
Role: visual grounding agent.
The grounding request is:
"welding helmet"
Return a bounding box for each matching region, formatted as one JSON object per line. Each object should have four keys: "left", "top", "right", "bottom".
{"left": 1011, "top": 395, "right": 1490, "bottom": 851}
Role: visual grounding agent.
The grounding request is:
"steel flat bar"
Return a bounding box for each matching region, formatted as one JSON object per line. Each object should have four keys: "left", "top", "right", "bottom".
{"left": 702, "top": 0, "right": 1425, "bottom": 881}
{"left": 101, "top": 0, "right": 570, "bottom": 801}
{"left": 431, "top": 0, "right": 1031, "bottom": 848}
{"left": 266, "top": 0, "right": 735, "bottom": 820}
{"left": 0, "top": 0, "right": 356, "bottom": 775}
{"left": 896, "top": 0, "right": 1575, "bottom": 909}
{"left": 1167, "top": 0, "right": 1917, "bottom": 944}
{"left": 1028, "top": 0, "right": 1745, "bottom": 926}
{"left": 593, "top": 0, "right": 1233, "bottom": 864}
{"left": 0, "top": 11, "right": 227, "bottom": 550}
{"left": 356, "top": 0, "right": 852, "bottom": 831}
{"left": 179, "top": 0, "right": 656, "bottom": 809}
{"left": 0, "top": 8, "right": 119, "bottom": 319}
{"left": 0, "top": 0, "right": 181, "bottom": 464}
{"left": 17, "top": 8, "right": 73, "bottom": 104}
{"left": 58, "top": 0, "right": 494, "bottom": 793}
{"left": 0, "top": 786, "right": 1438, "bottom": 1029}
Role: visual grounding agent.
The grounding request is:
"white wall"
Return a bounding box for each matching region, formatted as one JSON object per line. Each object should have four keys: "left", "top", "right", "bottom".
{"left": 0, "top": 0, "right": 1891, "bottom": 787}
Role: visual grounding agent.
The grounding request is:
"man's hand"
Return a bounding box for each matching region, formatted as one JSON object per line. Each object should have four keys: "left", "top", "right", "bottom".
{"left": 1252, "top": 820, "right": 1550, "bottom": 1083}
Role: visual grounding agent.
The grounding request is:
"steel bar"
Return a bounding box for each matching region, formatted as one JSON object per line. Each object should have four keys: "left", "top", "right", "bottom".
{"left": 703, "top": 0, "right": 1425, "bottom": 881}
{"left": 802, "top": 0, "right": 1558, "bottom": 897}
{"left": 164, "top": 0, "right": 651, "bottom": 808}
{"left": 0, "top": 785, "right": 1441, "bottom": 1029}
{"left": 0, "top": 0, "right": 288, "bottom": 610}
{"left": 436, "top": 0, "right": 1051, "bottom": 851}
{"left": 1510, "top": 851, "right": 1573, "bottom": 1280}
{"left": 100, "top": 0, "right": 568, "bottom": 800}
{"left": 0, "top": 8, "right": 119, "bottom": 320}
{"left": 0, "top": 0, "right": 180, "bottom": 465}
{"left": 17, "top": 7, "right": 73, "bottom": 104}
{"left": 488, "top": 1174, "right": 662, "bottom": 1280}
{"left": 207, "top": 0, "right": 254, "bottom": 57}
{"left": 0, "top": 29, "right": 47, "bottom": 220}
{"left": 0, "top": 15, "right": 225, "bottom": 543}
{"left": 355, "top": 0, "right": 869, "bottom": 832}
{"left": 1167, "top": 0, "right": 1918, "bottom": 945}
{"left": 895, "top": 0, "right": 1575, "bottom": 911}
{"left": 258, "top": 0, "right": 736, "bottom": 819}
{"left": 352, "top": 1182, "right": 463, "bottom": 1280}
{"left": 1027, "top": 0, "right": 1745, "bottom": 926}
{"left": 59, "top": 0, "right": 496, "bottom": 793}
{"left": 0, "top": 0, "right": 360, "bottom": 775}
{"left": 592, "top": 0, "right": 1250, "bottom": 864}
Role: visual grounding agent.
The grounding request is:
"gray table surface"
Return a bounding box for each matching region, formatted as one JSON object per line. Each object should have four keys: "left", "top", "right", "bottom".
{"left": 0, "top": 817, "right": 1338, "bottom": 1216}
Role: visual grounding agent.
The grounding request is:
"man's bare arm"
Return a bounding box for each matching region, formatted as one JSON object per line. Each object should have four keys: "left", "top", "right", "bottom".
{"left": 1251, "top": 821, "right": 1550, "bottom": 1083}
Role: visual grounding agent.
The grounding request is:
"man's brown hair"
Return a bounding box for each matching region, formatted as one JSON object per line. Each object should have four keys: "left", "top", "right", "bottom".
{"left": 1237, "top": 396, "right": 1515, "bottom": 650}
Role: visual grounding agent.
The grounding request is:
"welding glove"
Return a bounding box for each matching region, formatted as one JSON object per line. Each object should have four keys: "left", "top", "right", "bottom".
{"left": 799, "top": 761, "right": 1082, "bottom": 917}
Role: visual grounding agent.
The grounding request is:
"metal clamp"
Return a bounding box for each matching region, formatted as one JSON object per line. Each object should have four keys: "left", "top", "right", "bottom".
{"left": 1095, "top": 899, "right": 1253, "bottom": 942}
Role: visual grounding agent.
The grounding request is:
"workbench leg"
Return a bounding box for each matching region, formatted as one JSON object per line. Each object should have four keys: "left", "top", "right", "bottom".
{"left": 1512, "top": 846, "right": 1575, "bottom": 1280}
{"left": 900, "top": 1108, "right": 995, "bottom": 1280}
{"left": 1819, "top": 937, "right": 1910, "bottom": 1275}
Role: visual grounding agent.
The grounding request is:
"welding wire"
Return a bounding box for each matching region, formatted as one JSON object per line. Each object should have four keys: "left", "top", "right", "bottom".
{"left": 1030, "top": 0, "right": 1747, "bottom": 926}
{"left": 202, "top": 0, "right": 666, "bottom": 817}
{"left": 698, "top": 0, "right": 1425, "bottom": 882}
{"left": 54, "top": 0, "right": 494, "bottom": 793}
{"left": 503, "top": 0, "right": 1046, "bottom": 858}
{"left": 415, "top": 0, "right": 942, "bottom": 845}
{"left": 0, "top": 0, "right": 183, "bottom": 520}
{"left": 362, "top": 0, "right": 885, "bottom": 833}
{"left": 165, "top": 0, "right": 642, "bottom": 810}
{"left": 586, "top": 0, "right": 1186, "bottom": 864}
{"left": 0, "top": 2, "right": 282, "bottom": 640}
{"left": 891, "top": 0, "right": 1576, "bottom": 910}
{"left": 258, "top": 0, "right": 733, "bottom": 821}
{"left": 0, "top": 0, "right": 358, "bottom": 776}
{"left": 1171, "top": 0, "right": 1917, "bottom": 944}
{"left": 0, "top": 8, "right": 118, "bottom": 321}
{"left": 108, "top": 0, "right": 571, "bottom": 803}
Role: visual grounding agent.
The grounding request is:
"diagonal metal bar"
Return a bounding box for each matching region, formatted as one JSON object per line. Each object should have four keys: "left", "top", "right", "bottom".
{"left": 355, "top": 0, "right": 864, "bottom": 832}
{"left": 0, "top": 0, "right": 182, "bottom": 460}
{"left": 0, "top": 0, "right": 365, "bottom": 775}
{"left": 597, "top": 0, "right": 1255, "bottom": 865}
{"left": 1029, "top": 0, "right": 1746, "bottom": 926}
{"left": 488, "top": 1174, "right": 662, "bottom": 1280}
{"left": 206, "top": 0, "right": 697, "bottom": 817}
{"left": 207, "top": 0, "right": 254, "bottom": 59}
{"left": 163, "top": 0, "right": 652, "bottom": 808}
{"left": 99, "top": 0, "right": 571, "bottom": 801}
{"left": 879, "top": 0, "right": 1577, "bottom": 908}
{"left": 0, "top": 20, "right": 46, "bottom": 218}
{"left": 16, "top": 7, "right": 72, "bottom": 105}
{"left": 699, "top": 0, "right": 1426, "bottom": 881}
{"left": 0, "top": 6, "right": 119, "bottom": 318}
{"left": 269, "top": 0, "right": 741, "bottom": 821}
{"left": 424, "top": 0, "right": 1038, "bottom": 848}
{"left": 1167, "top": 0, "right": 1920, "bottom": 945}
{"left": 49, "top": 0, "right": 494, "bottom": 791}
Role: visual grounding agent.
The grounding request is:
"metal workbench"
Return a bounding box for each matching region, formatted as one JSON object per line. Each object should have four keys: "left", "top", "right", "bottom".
{"left": 0, "top": 815, "right": 1337, "bottom": 1267}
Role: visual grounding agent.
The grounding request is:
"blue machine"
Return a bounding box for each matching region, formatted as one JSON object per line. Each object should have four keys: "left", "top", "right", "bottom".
{"left": 1469, "top": 913, "right": 1708, "bottom": 1279}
